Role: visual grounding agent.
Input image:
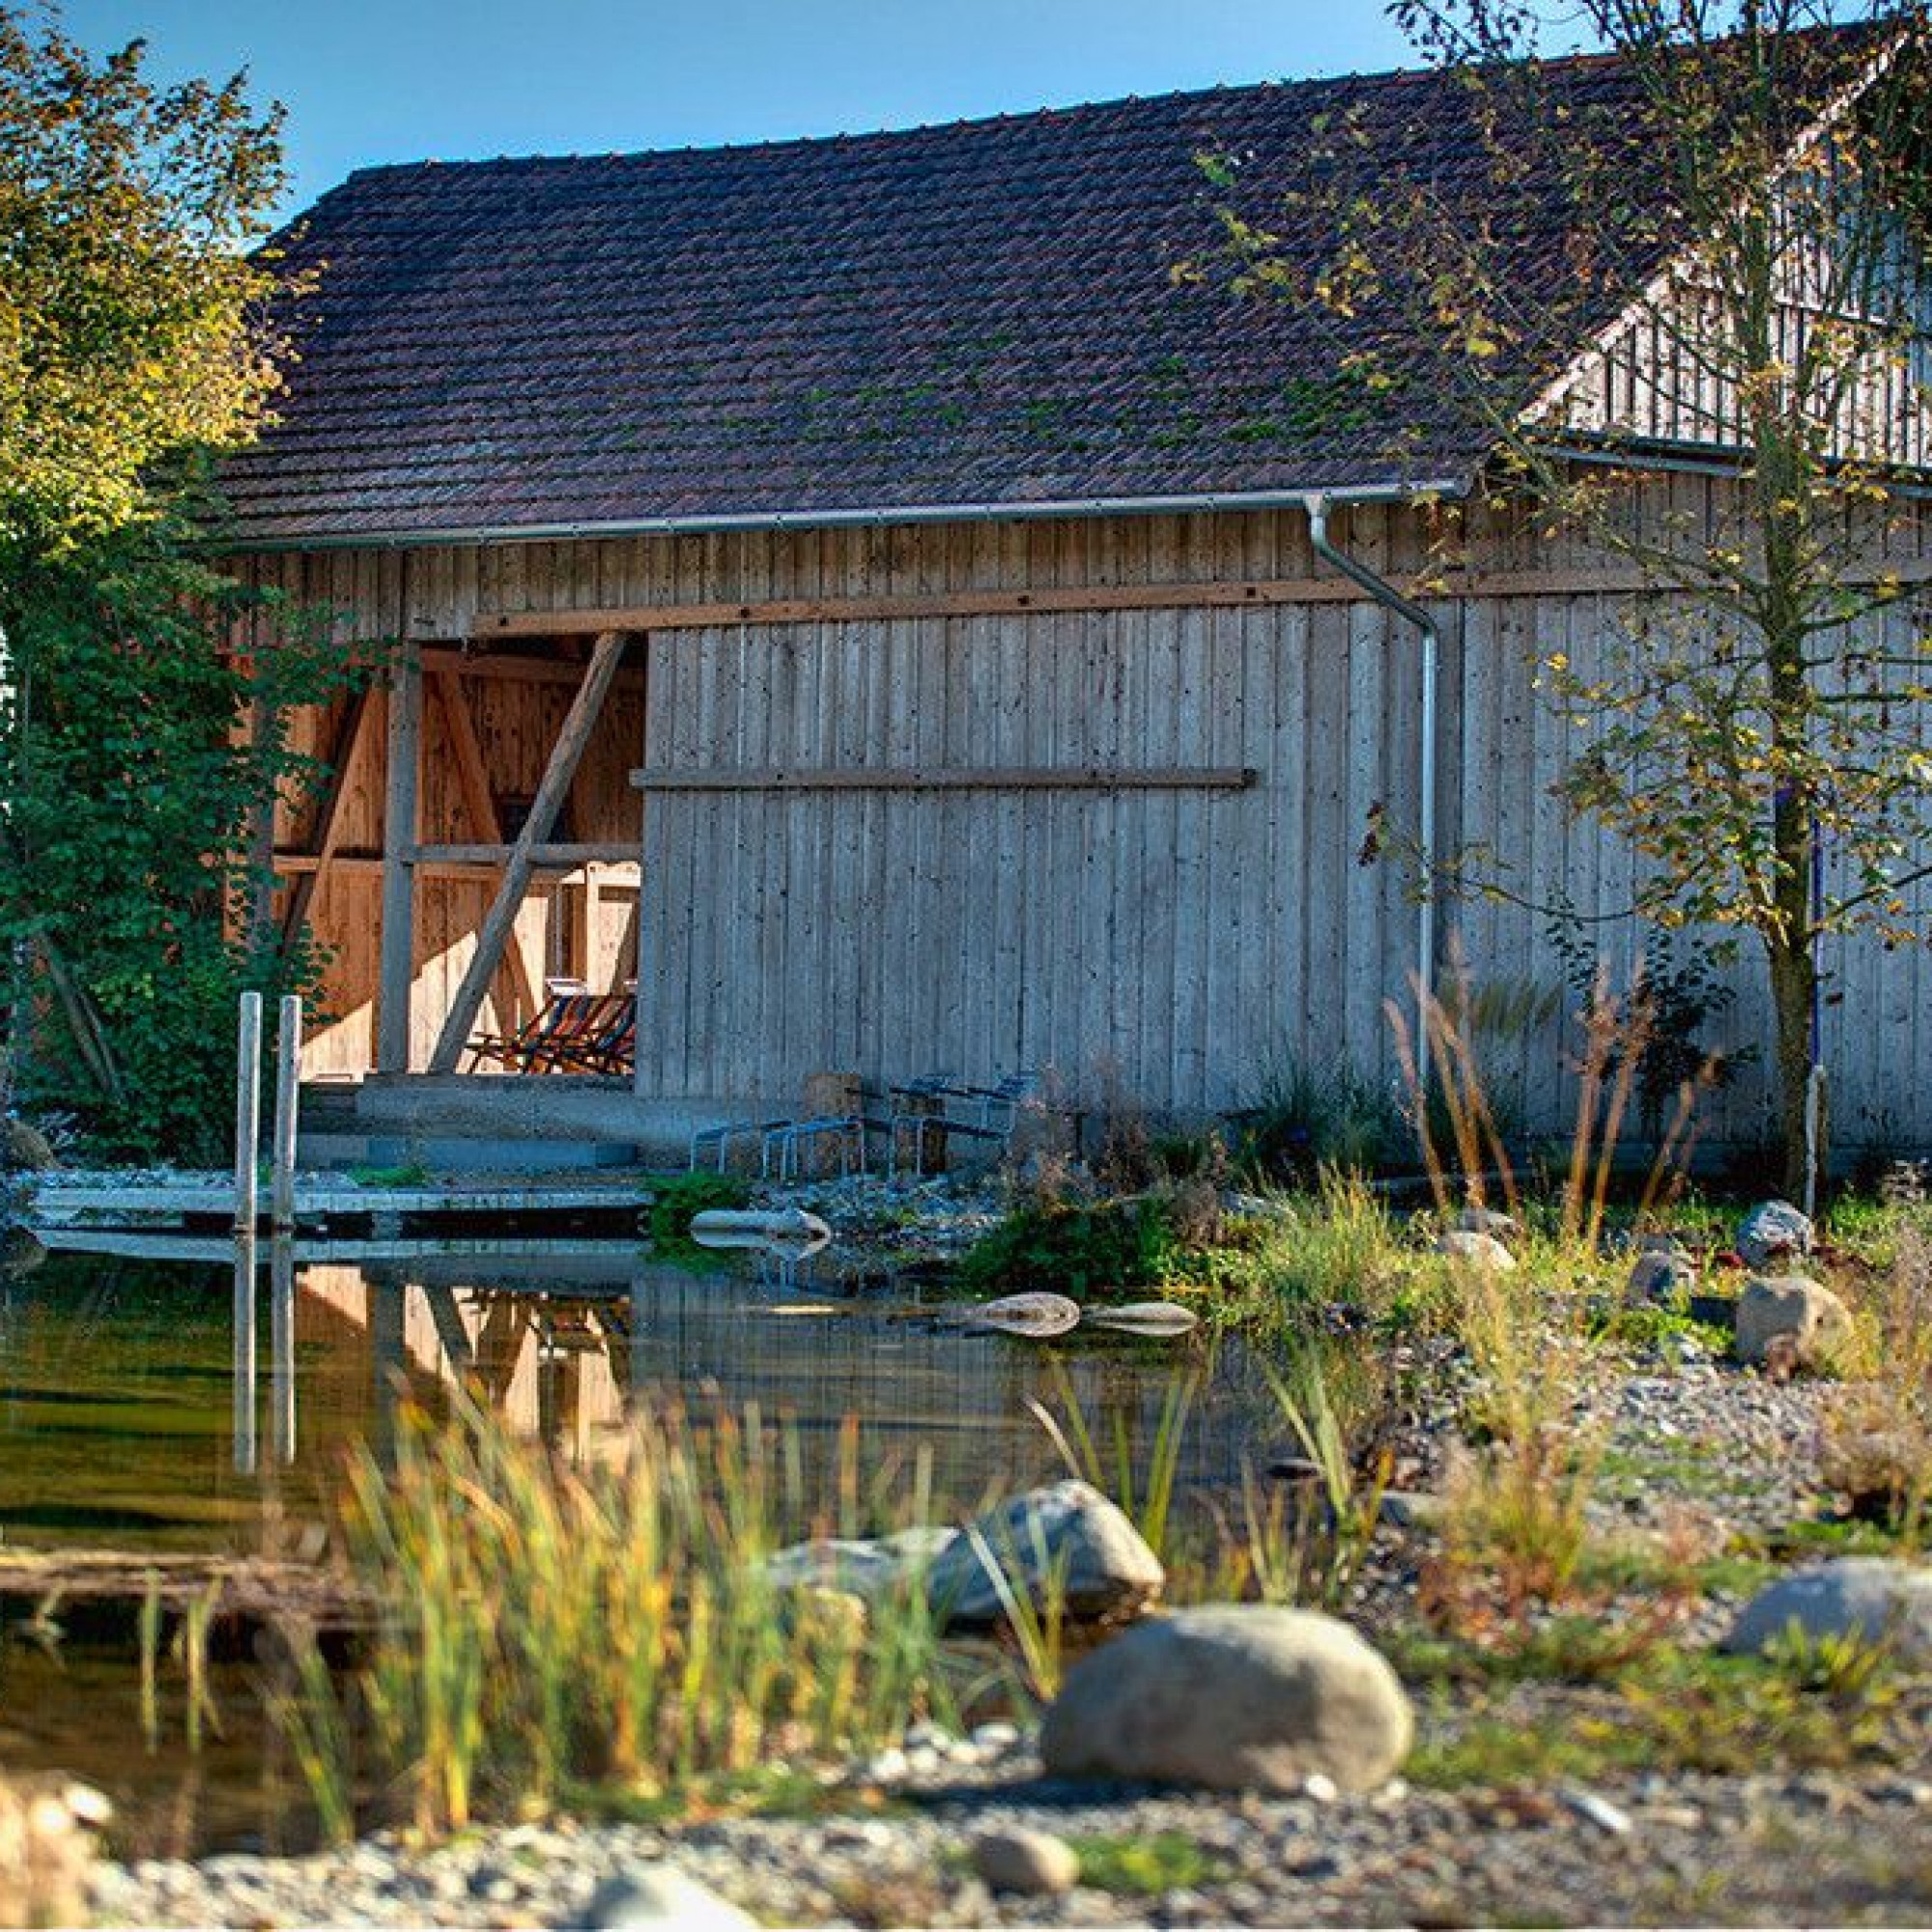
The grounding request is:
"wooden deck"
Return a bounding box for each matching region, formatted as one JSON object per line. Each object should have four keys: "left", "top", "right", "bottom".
{"left": 26, "top": 1173, "right": 654, "bottom": 1235}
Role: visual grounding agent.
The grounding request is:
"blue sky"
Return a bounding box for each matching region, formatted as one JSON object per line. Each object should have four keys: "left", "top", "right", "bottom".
{"left": 61, "top": 1, "right": 1418, "bottom": 214}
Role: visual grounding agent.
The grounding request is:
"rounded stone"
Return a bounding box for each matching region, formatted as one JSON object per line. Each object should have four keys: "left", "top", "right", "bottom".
{"left": 971, "top": 1827, "right": 1081, "bottom": 1895}
{"left": 1720, "top": 1557, "right": 1932, "bottom": 1664}
{"left": 1435, "top": 1229, "right": 1517, "bottom": 1271}
{"left": 1735, "top": 1274, "right": 1852, "bottom": 1372}
{"left": 1039, "top": 1603, "right": 1413, "bottom": 1793}
{"left": 1737, "top": 1200, "right": 1814, "bottom": 1271}
{"left": 582, "top": 1868, "right": 757, "bottom": 1930}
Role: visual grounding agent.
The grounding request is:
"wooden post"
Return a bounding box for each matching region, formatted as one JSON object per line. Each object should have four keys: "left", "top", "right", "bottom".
{"left": 428, "top": 631, "right": 629, "bottom": 1073}
{"left": 232, "top": 1234, "right": 259, "bottom": 1476}
{"left": 234, "top": 990, "right": 263, "bottom": 1234}
{"left": 270, "top": 1236, "right": 297, "bottom": 1465}
{"left": 271, "top": 994, "right": 302, "bottom": 1233}
{"left": 377, "top": 651, "right": 423, "bottom": 1072}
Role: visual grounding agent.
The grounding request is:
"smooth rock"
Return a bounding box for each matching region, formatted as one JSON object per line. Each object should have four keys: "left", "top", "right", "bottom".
{"left": 927, "top": 1479, "right": 1165, "bottom": 1624}
{"left": 1735, "top": 1274, "right": 1852, "bottom": 1372}
{"left": 582, "top": 1869, "right": 756, "bottom": 1930}
{"left": 1720, "top": 1557, "right": 1932, "bottom": 1664}
{"left": 1085, "top": 1300, "right": 1202, "bottom": 1337}
{"left": 1627, "top": 1248, "right": 1697, "bottom": 1306}
{"left": 971, "top": 1828, "right": 1080, "bottom": 1896}
{"left": 1455, "top": 1206, "right": 1520, "bottom": 1242}
{"left": 1039, "top": 1603, "right": 1412, "bottom": 1793}
{"left": 2, "top": 1119, "right": 54, "bottom": 1171}
{"left": 1737, "top": 1200, "right": 1814, "bottom": 1270}
{"left": 1435, "top": 1229, "right": 1517, "bottom": 1271}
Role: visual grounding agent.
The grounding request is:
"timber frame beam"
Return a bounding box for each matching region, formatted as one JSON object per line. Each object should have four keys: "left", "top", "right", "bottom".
{"left": 472, "top": 554, "right": 1932, "bottom": 639}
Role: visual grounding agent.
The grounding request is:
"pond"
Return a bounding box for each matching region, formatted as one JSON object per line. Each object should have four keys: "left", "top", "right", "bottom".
{"left": 0, "top": 1238, "right": 1295, "bottom": 1854}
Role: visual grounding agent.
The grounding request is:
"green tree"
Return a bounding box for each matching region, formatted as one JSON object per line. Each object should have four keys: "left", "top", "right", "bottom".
{"left": 1208, "top": 1, "right": 1932, "bottom": 1193}
{"left": 0, "top": 12, "right": 356, "bottom": 1158}
{"left": 0, "top": 7, "right": 288, "bottom": 550}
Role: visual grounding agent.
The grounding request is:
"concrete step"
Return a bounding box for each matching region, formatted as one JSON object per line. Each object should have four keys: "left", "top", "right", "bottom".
{"left": 298, "top": 1132, "right": 644, "bottom": 1174}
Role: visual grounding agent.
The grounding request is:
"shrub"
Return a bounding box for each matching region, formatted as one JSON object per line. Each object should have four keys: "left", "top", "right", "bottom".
{"left": 647, "top": 1169, "right": 752, "bottom": 1247}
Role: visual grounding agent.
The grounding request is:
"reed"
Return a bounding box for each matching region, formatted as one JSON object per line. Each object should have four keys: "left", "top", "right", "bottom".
{"left": 295, "top": 1392, "right": 955, "bottom": 1839}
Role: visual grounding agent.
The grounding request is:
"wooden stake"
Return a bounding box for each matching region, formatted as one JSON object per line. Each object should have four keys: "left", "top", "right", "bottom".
{"left": 271, "top": 994, "right": 302, "bottom": 1234}
{"left": 428, "top": 630, "right": 629, "bottom": 1073}
{"left": 234, "top": 990, "right": 263, "bottom": 1234}
{"left": 376, "top": 653, "right": 423, "bottom": 1072}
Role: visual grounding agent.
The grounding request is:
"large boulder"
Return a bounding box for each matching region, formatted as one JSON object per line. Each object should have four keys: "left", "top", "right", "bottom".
{"left": 1719, "top": 1557, "right": 1932, "bottom": 1665}
{"left": 926, "top": 1480, "right": 1164, "bottom": 1625}
{"left": 1736, "top": 1200, "right": 1813, "bottom": 1271}
{"left": 1735, "top": 1274, "right": 1852, "bottom": 1373}
{"left": 1039, "top": 1603, "right": 1411, "bottom": 1793}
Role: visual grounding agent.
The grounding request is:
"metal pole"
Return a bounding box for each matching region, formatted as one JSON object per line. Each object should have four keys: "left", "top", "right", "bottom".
{"left": 271, "top": 994, "right": 302, "bottom": 1235}
{"left": 234, "top": 991, "right": 263, "bottom": 1235}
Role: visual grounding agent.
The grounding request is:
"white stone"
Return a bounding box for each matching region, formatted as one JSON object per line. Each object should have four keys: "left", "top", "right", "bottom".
{"left": 1039, "top": 1604, "right": 1412, "bottom": 1794}
{"left": 971, "top": 1828, "right": 1081, "bottom": 1895}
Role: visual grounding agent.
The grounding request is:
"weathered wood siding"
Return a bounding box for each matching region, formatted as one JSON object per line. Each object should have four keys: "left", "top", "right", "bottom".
{"left": 239, "top": 488, "right": 1932, "bottom": 1151}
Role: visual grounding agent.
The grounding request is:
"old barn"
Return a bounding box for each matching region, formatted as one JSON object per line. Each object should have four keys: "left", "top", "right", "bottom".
{"left": 221, "top": 47, "right": 1932, "bottom": 1158}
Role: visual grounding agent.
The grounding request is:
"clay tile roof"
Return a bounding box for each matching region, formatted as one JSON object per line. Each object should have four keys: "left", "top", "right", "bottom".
{"left": 208, "top": 49, "right": 1797, "bottom": 546}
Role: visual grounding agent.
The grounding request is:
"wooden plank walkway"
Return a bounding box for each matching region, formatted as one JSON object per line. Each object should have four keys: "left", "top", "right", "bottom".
{"left": 26, "top": 1174, "right": 655, "bottom": 1234}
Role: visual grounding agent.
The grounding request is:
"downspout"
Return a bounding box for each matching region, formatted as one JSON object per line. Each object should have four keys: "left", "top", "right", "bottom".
{"left": 1304, "top": 495, "right": 1439, "bottom": 1018}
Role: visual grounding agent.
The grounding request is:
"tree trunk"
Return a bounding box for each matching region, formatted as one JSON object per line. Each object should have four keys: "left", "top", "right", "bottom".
{"left": 1766, "top": 929, "right": 1815, "bottom": 1202}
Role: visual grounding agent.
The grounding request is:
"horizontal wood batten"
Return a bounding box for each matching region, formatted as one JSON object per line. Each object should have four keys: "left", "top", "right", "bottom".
{"left": 475, "top": 556, "right": 1932, "bottom": 638}
{"left": 413, "top": 841, "right": 639, "bottom": 866}
{"left": 630, "top": 765, "right": 1258, "bottom": 793}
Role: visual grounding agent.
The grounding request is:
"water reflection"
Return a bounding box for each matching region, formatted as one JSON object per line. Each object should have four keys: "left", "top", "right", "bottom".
{"left": 3, "top": 1241, "right": 1288, "bottom": 1556}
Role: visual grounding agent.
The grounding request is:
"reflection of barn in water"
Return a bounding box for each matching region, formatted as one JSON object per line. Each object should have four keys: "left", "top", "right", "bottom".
{"left": 279, "top": 1253, "right": 1277, "bottom": 1509}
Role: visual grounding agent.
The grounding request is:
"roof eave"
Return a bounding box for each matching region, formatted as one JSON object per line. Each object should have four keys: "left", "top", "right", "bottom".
{"left": 214, "top": 477, "right": 1477, "bottom": 554}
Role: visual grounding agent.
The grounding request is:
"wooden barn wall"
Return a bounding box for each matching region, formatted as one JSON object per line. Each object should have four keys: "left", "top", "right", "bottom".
{"left": 235, "top": 485, "right": 1932, "bottom": 1149}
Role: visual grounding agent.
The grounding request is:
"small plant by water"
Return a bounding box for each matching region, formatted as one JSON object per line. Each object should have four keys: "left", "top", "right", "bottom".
{"left": 278, "top": 1394, "right": 954, "bottom": 1838}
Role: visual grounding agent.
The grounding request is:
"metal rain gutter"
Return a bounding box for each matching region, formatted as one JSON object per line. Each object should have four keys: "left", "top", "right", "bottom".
{"left": 1304, "top": 492, "right": 1445, "bottom": 1020}
{"left": 225, "top": 478, "right": 1472, "bottom": 554}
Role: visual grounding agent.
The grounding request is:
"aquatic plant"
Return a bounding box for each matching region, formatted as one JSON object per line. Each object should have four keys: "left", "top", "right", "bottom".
{"left": 288, "top": 1394, "right": 954, "bottom": 1838}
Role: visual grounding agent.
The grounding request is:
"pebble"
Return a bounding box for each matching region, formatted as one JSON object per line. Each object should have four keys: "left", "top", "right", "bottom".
{"left": 971, "top": 1828, "right": 1081, "bottom": 1896}
{"left": 1560, "top": 1787, "right": 1635, "bottom": 1836}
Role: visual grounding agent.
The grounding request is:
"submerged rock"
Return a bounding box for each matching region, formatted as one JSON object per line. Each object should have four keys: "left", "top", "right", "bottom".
{"left": 1735, "top": 1274, "right": 1852, "bottom": 1373}
{"left": 957, "top": 1291, "right": 1082, "bottom": 1338}
{"left": 1737, "top": 1200, "right": 1814, "bottom": 1271}
{"left": 927, "top": 1479, "right": 1164, "bottom": 1624}
{"left": 1721, "top": 1557, "right": 1932, "bottom": 1664}
{"left": 1040, "top": 1603, "right": 1411, "bottom": 1793}
{"left": 1085, "top": 1300, "right": 1201, "bottom": 1337}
